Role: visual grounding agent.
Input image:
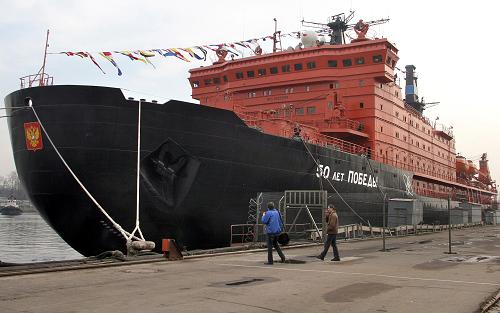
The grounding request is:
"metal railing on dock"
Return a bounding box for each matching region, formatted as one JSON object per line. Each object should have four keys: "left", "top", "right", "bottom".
{"left": 230, "top": 222, "right": 486, "bottom": 246}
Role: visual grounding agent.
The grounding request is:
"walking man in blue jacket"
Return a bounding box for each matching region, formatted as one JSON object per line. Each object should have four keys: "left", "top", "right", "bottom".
{"left": 262, "top": 202, "right": 286, "bottom": 265}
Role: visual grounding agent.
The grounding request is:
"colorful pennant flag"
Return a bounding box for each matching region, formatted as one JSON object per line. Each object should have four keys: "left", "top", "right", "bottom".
{"left": 99, "top": 52, "right": 122, "bottom": 76}
{"left": 116, "top": 50, "right": 147, "bottom": 64}
{"left": 63, "top": 51, "right": 105, "bottom": 73}
{"left": 136, "top": 50, "right": 156, "bottom": 68}
{"left": 180, "top": 47, "right": 204, "bottom": 60}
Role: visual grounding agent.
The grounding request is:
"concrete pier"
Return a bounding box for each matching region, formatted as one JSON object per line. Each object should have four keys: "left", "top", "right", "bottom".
{"left": 1, "top": 226, "right": 499, "bottom": 313}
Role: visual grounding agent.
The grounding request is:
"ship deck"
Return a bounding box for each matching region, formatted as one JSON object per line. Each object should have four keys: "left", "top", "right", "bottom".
{"left": 1, "top": 226, "right": 500, "bottom": 313}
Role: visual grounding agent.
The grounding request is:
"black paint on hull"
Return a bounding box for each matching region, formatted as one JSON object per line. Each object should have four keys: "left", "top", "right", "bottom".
{"left": 6, "top": 85, "right": 417, "bottom": 256}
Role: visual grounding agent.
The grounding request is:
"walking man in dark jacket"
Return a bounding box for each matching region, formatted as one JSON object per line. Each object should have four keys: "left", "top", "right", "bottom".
{"left": 262, "top": 202, "right": 286, "bottom": 265}
{"left": 317, "top": 204, "right": 341, "bottom": 261}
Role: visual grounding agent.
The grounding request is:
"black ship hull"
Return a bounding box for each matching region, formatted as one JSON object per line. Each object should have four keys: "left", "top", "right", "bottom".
{"left": 6, "top": 85, "right": 415, "bottom": 256}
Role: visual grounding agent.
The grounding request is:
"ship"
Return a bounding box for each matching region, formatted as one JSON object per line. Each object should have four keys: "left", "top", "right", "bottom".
{"left": 0, "top": 196, "right": 23, "bottom": 216}
{"left": 4, "top": 14, "right": 497, "bottom": 256}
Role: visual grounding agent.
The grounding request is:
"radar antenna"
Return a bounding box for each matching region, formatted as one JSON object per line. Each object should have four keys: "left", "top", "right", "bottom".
{"left": 302, "top": 11, "right": 389, "bottom": 45}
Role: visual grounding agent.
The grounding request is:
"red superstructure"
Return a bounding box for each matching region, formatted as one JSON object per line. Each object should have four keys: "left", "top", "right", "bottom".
{"left": 188, "top": 15, "right": 497, "bottom": 206}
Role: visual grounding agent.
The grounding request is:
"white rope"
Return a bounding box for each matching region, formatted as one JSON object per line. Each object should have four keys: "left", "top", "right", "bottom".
{"left": 300, "top": 138, "right": 369, "bottom": 225}
{"left": 29, "top": 102, "right": 141, "bottom": 241}
{"left": 127, "top": 99, "right": 145, "bottom": 241}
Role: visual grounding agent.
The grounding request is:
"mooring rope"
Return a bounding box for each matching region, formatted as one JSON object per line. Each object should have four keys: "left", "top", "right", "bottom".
{"left": 300, "top": 137, "right": 369, "bottom": 225}
{"left": 28, "top": 102, "right": 141, "bottom": 242}
{"left": 127, "top": 99, "right": 145, "bottom": 241}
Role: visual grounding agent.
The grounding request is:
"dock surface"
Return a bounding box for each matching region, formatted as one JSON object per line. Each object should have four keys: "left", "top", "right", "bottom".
{"left": 1, "top": 226, "right": 499, "bottom": 313}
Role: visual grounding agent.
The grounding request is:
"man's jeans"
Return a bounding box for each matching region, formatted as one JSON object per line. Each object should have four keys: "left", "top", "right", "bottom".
{"left": 319, "top": 233, "right": 340, "bottom": 259}
{"left": 267, "top": 234, "right": 285, "bottom": 263}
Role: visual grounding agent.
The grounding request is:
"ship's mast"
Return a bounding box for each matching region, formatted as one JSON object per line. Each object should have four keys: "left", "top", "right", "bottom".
{"left": 302, "top": 12, "right": 388, "bottom": 45}
{"left": 272, "top": 18, "right": 282, "bottom": 53}
{"left": 39, "top": 30, "right": 50, "bottom": 86}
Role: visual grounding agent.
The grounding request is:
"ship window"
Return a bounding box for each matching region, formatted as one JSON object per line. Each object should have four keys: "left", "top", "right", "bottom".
{"left": 270, "top": 67, "right": 278, "bottom": 74}
{"left": 258, "top": 68, "right": 266, "bottom": 76}
{"left": 294, "top": 63, "right": 303, "bottom": 71}
{"left": 263, "top": 89, "right": 272, "bottom": 96}
{"left": 359, "top": 80, "right": 365, "bottom": 86}
{"left": 355, "top": 57, "right": 365, "bottom": 65}
{"left": 403, "top": 136, "right": 406, "bottom": 141}
{"left": 248, "top": 92, "right": 256, "bottom": 98}
{"left": 373, "top": 55, "right": 383, "bottom": 63}
{"left": 396, "top": 132, "right": 399, "bottom": 138}
{"left": 213, "top": 77, "right": 221, "bottom": 84}
{"left": 417, "top": 142, "right": 420, "bottom": 148}
{"left": 192, "top": 81, "right": 200, "bottom": 88}
{"left": 282, "top": 64, "right": 290, "bottom": 72}
{"left": 223, "top": 75, "right": 228, "bottom": 82}
{"left": 295, "top": 107, "right": 304, "bottom": 115}
{"left": 285, "top": 87, "right": 294, "bottom": 94}
{"left": 328, "top": 60, "right": 338, "bottom": 67}
{"left": 395, "top": 111, "right": 399, "bottom": 117}
{"left": 307, "top": 106, "right": 316, "bottom": 114}
{"left": 236, "top": 72, "right": 244, "bottom": 79}
{"left": 329, "top": 82, "right": 340, "bottom": 89}
{"left": 306, "top": 86, "right": 310, "bottom": 91}
{"left": 307, "top": 61, "right": 316, "bottom": 69}
{"left": 380, "top": 104, "right": 383, "bottom": 110}
{"left": 342, "top": 59, "right": 352, "bottom": 67}
{"left": 403, "top": 116, "right": 407, "bottom": 122}
{"left": 247, "top": 70, "right": 255, "bottom": 78}
{"left": 380, "top": 126, "right": 383, "bottom": 132}
{"left": 359, "top": 102, "right": 364, "bottom": 108}
{"left": 386, "top": 56, "right": 392, "bottom": 65}
{"left": 204, "top": 78, "right": 212, "bottom": 85}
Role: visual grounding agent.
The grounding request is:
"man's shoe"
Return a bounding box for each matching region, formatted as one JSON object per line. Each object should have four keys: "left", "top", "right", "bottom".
{"left": 264, "top": 262, "right": 273, "bottom": 265}
{"left": 331, "top": 257, "right": 341, "bottom": 261}
{"left": 316, "top": 255, "right": 324, "bottom": 261}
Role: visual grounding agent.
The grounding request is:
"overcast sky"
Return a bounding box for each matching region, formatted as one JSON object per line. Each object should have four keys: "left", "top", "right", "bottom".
{"left": 1, "top": 0, "right": 499, "bottom": 186}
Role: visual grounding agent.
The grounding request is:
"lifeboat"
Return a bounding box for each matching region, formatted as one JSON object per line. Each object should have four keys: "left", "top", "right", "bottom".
{"left": 466, "top": 160, "right": 478, "bottom": 176}
{"left": 456, "top": 155, "right": 469, "bottom": 177}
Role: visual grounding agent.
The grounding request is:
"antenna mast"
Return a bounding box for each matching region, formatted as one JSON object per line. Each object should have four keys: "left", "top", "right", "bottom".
{"left": 272, "top": 18, "right": 282, "bottom": 53}
{"left": 40, "top": 30, "right": 50, "bottom": 86}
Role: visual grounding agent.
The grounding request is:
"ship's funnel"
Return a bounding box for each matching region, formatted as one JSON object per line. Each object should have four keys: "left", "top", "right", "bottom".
{"left": 479, "top": 153, "right": 493, "bottom": 184}
{"left": 405, "top": 65, "right": 425, "bottom": 113}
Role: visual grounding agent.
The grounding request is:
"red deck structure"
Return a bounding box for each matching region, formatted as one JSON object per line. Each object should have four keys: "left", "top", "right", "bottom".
{"left": 188, "top": 17, "right": 496, "bottom": 206}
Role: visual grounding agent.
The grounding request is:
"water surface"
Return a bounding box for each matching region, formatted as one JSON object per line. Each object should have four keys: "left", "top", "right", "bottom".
{"left": 0, "top": 212, "right": 82, "bottom": 264}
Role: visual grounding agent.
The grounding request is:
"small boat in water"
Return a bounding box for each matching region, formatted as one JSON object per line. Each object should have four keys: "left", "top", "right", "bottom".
{"left": 0, "top": 197, "right": 23, "bottom": 216}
